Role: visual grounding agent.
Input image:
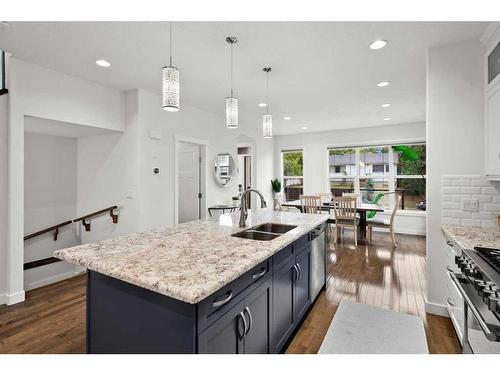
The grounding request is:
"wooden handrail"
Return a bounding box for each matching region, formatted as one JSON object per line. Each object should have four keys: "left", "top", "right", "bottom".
{"left": 24, "top": 220, "right": 73, "bottom": 241}
{"left": 73, "top": 205, "right": 118, "bottom": 232}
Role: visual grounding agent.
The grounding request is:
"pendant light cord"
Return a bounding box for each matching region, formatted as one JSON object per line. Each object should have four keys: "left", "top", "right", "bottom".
{"left": 266, "top": 70, "right": 270, "bottom": 115}
{"left": 230, "top": 41, "right": 234, "bottom": 97}
{"left": 169, "top": 22, "right": 173, "bottom": 66}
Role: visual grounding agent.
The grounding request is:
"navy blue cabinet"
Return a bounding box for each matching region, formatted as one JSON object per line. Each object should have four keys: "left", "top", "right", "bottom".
{"left": 271, "top": 243, "right": 312, "bottom": 353}
{"left": 271, "top": 257, "right": 296, "bottom": 352}
{"left": 294, "top": 245, "right": 311, "bottom": 322}
{"left": 198, "top": 278, "right": 272, "bottom": 354}
{"left": 86, "top": 230, "right": 318, "bottom": 354}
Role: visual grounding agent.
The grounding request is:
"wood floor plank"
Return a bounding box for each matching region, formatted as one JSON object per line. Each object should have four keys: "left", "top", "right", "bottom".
{"left": 286, "top": 231, "right": 461, "bottom": 354}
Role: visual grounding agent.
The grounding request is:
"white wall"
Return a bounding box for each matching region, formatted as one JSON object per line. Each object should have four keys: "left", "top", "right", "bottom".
{"left": 273, "top": 122, "right": 427, "bottom": 234}
{"left": 24, "top": 132, "right": 81, "bottom": 290}
{"left": 426, "top": 39, "right": 485, "bottom": 315}
{"left": 6, "top": 58, "right": 124, "bottom": 304}
{"left": 0, "top": 92, "right": 8, "bottom": 304}
{"left": 78, "top": 89, "right": 275, "bottom": 236}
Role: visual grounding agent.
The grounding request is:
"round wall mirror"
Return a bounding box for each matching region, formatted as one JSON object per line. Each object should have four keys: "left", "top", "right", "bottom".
{"left": 214, "top": 153, "right": 235, "bottom": 187}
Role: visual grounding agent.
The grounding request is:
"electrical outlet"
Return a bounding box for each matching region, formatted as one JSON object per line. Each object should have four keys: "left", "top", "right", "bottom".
{"left": 462, "top": 198, "right": 479, "bottom": 212}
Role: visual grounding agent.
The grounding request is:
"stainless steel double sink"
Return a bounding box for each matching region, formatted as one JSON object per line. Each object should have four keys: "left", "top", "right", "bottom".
{"left": 231, "top": 223, "right": 297, "bottom": 241}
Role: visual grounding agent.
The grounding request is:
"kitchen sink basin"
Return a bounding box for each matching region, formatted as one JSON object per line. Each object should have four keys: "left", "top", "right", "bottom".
{"left": 251, "top": 223, "right": 297, "bottom": 234}
{"left": 231, "top": 223, "right": 297, "bottom": 241}
{"left": 231, "top": 230, "right": 281, "bottom": 241}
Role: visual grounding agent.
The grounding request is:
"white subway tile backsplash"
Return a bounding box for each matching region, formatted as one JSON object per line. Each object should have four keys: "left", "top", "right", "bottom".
{"left": 461, "top": 219, "right": 482, "bottom": 227}
{"left": 481, "top": 186, "right": 500, "bottom": 195}
{"left": 483, "top": 203, "right": 500, "bottom": 212}
{"left": 442, "top": 186, "right": 461, "bottom": 194}
{"left": 442, "top": 175, "right": 500, "bottom": 228}
{"left": 461, "top": 186, "right": 482, "bottom": 195}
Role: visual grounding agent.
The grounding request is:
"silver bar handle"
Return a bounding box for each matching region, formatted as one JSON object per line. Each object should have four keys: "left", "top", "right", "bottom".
{"left": 238, "top": 311, "right": 248, "bottom": 340}
{"left": 447, "top": 297, "right": 455, "bottom": 307}
{"left": 212, "top": 290, "right": 232, "bottom": 307}
{"left": 292, "top": 264, "right": 299, "bottom": 282}
{"left": 296, "top": 263, "right": 302, "bottom": 281}
{"left": 252, "top": 268, "right": 266, "bottom": 280}
{"left": 244, "top": 306, "right": 252, "bottom": 335}
{"left": 448, "top": 272, "right": 493, "bottom": 337}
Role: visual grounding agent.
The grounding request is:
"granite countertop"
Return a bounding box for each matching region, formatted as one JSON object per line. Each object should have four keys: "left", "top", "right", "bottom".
{"left": 442, "top": 224, "right": 500, "bottom": 250}
{"left": 54, "top": 209, "right": 328, "bottom": 304}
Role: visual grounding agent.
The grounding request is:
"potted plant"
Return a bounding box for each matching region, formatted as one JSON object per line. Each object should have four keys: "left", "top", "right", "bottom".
{"left": 271, "top": 178, "right": 282, "bottom": 211}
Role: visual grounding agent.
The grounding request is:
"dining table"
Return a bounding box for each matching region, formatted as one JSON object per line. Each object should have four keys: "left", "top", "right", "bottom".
{"left": 281, "top": 199, "right": 385, "bottom": 245}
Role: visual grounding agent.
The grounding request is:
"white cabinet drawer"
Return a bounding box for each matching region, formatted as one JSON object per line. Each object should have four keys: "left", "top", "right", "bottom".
{"left": 446, "top": 273, "right": 464, "bottom": 344}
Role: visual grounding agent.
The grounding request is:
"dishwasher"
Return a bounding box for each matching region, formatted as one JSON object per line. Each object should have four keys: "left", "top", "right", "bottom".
{"left": 310, "top": 223, "right": 326, "bottom": 301}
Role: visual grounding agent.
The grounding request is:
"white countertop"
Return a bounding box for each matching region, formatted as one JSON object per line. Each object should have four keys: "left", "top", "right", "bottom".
{"left": 54, "top": 209, "right": 328, "bottom": 304}
{"left": 442, "top": 224, "right": 500, "bottom": 250}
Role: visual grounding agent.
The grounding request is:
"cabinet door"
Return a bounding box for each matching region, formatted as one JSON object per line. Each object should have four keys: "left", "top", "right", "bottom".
{"left": 486, "top": 87, "right": 500, "bottom": 174}
{"left": 271, "top": 258, "right": 296, "bottom": 353}
{"left": 294, "top": 245, "right": 311, "bottom": 322}
{"left": 242, "top": 278, "right": 272, "bottom": 354}
{"left": 198, "top": 300, "right": 246, "bottom": 354}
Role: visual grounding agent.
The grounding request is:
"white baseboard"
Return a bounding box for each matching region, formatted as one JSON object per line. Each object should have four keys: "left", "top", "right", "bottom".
{"left": 425, "top": 301, "right": 449, "bottom": 317}
{"left": 4, "top": 290, "right": 26, "bottom": 305}
{"left": 25, "top": 270, "right": 84, "bottom": 291}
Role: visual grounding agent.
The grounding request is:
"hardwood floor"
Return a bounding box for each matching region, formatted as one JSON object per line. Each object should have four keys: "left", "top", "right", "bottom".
{"left": 286, "top": 230, "right": 461, "bottom": 354}
{"left": 0, "top": 231, "right": 461, "bottom": 354}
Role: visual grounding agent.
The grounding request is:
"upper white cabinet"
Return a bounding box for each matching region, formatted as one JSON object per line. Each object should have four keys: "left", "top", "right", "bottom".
{"left": 483, "top": 23, "right": 500, "bottom": 180}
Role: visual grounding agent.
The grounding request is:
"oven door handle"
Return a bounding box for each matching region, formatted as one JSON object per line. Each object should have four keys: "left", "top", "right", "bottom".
{"left": 448, "top": 271, "right": 494, "bottom": 338}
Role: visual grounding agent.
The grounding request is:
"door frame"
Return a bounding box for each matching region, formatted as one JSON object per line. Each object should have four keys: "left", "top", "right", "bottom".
{"left": 174, "top": 135, "right": 208, "bottom": 225}
{"left": 237, "top": 142, "right": 255, "bottom": 209}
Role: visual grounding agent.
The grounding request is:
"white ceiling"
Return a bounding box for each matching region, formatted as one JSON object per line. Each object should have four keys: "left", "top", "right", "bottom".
{"left": 1, "top": 21, "right": 488, "bottom": 135}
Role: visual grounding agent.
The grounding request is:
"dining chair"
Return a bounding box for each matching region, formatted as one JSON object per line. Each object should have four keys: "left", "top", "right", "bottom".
{"left": 367, "top": 196, "right": 401, "bottom": 247}
{"left": 316, "top": 192, "right": 336, "bottom": 231}
{"left": 332, "top": 196, "right": 359, "bottom": 245}
{"left": 300, "top": 195, "right": 321, "bottom": 214}
{"left": 317, "top": 192, "right": 333, "bottom": 205}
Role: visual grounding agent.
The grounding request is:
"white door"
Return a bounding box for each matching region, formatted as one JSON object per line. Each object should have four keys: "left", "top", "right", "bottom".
{"left": 178, "top": 142, "right": 201, "bottom": 223}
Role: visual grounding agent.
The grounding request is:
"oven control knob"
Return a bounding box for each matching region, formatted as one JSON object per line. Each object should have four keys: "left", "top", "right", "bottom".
{"left": 482, "top": 290, "right": 498, "bottom": 303}
{"left": 487, "top": 296, "right": 500, "bottom": 313}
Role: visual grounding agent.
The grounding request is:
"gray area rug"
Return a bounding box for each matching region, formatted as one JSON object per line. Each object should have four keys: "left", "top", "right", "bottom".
{"left": 319, "top": 300, "right": 429, "bottom": 354}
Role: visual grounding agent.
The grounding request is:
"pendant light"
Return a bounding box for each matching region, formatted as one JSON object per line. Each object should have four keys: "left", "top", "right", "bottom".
{"left": 262, "top": 67, "right": 272, "bottom": 138}
{"left": 162, "top": 22, "right": 180, "bottom": 112}
{"left": 225, "top": 36, "right": 238, "bottom": 128}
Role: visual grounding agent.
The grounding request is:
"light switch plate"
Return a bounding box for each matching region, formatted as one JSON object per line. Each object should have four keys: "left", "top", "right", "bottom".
{"left": 462, "top": 198, "right": 479, "bottom": 212}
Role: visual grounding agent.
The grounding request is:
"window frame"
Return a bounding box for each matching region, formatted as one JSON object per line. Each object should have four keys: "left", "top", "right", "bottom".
{"left": 326, "top": 141, "right": 426, "bottom": 211}
{"left": 280, "top": 148, "right": 304, "bottom": 202}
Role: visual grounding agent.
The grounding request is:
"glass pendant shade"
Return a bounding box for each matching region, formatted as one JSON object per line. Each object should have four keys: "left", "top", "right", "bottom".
{"left": 226, "top": 97, "right": 238, "bottom": 128}
{"left": 263, "top": 113, "right": 273, "bottom": 138}
{"left": 162, "top": 65, "right": 179, "bottom": 112}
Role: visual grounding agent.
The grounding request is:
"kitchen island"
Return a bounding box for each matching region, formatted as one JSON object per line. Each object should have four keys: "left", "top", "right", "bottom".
{"left": 54, "top": 210, "right": 328, "bottom": 354}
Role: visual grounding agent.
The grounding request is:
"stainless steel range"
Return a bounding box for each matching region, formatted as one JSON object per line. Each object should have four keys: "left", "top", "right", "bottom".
{"left": 451, "top": 247, "right": 500, "bottom": 353}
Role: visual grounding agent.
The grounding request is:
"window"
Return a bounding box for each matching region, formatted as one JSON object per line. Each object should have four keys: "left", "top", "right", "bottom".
{"left": 282, "top": 150, "right": 303, "bottom": 201}
{"left": 327, "top": 143, "right": 426, "bottom": 211}
{"left": 394, "top": 144, "right": 426, "bottom": 211}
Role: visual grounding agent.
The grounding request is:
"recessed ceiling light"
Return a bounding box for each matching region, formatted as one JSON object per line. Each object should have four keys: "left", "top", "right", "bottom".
{"left": 369, "top": 40, "right": 388, "bottom": 50}
{"left": 300, "top": 126, "right": 308, "bottom": 130}
{"left": 258, "top": 103, "right": 267, "bottom": 107}
{"left": 283, "top": 116, "right": 291, "bottom": 120}
{"left": 377, "top": 81, "right": 390, "bottom": 87}
{"left": 383, "top": 117, "right": 392, "bottom": 121}
{"left": 96, "top": 59, "right": 111, "bottom": 67}
{"left": 381, "top": 103, "right": 391, "bottom": 108}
